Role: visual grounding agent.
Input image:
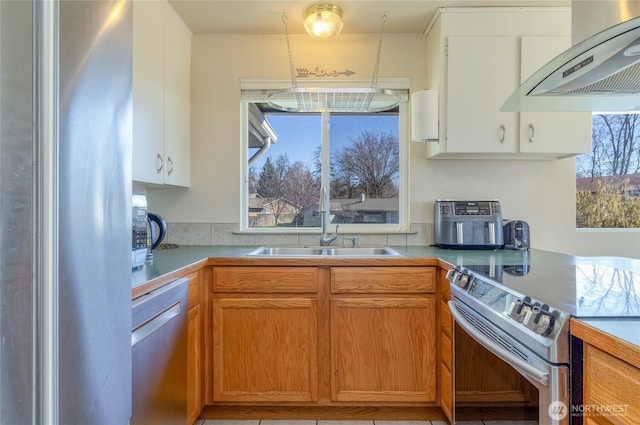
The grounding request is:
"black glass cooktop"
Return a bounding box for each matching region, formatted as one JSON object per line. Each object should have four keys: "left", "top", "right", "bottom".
{"left": 464, "top": 262, "right": 640, "bottom": 318}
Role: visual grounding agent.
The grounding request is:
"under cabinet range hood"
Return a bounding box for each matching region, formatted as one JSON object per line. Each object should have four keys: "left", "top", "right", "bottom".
{"left": 503, "top": 1, "right": 640, "bottom": 112}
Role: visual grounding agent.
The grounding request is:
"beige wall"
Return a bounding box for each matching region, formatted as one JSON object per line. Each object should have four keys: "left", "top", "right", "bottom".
{"left": 147, "top": 33, "right": 640, "bottom": 259}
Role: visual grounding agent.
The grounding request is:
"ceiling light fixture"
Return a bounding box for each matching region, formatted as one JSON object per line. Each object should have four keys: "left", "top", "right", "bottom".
{"left": 304, "top": 4, "right": 344, "bottom": 39}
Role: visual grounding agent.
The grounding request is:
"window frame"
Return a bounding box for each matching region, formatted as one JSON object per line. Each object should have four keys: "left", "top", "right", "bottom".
{"left": 239, "top": 78, "right": 410, "bottom": 234}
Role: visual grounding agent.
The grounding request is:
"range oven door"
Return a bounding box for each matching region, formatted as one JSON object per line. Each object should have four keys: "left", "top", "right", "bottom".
{"left": 449, "top": 300, "right": 570, "bottom": 425}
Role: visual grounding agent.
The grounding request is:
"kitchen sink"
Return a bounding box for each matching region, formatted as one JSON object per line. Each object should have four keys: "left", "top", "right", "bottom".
{"left": 246, "top": 246, "right": 402, "bottom": 257}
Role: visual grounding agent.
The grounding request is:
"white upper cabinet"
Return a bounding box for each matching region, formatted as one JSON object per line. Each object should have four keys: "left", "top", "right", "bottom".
{"left": 518, "top": 36, "right": 591, "bottom": 156}
{"left": 162, "top": 8, "right": 191, "bottom": 186}
{"left": 425, "top": 8, "right": 592, "bottom": 159}
{"left": 445, "top": 36, "right": 519, "bottom": 154}
{"left": 133, "top": 0, "right": 191, "bottom": 186}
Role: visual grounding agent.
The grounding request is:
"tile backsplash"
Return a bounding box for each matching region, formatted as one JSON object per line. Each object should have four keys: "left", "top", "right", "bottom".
{"left": 164, "top": 223, "right": 433, "bottom": 247}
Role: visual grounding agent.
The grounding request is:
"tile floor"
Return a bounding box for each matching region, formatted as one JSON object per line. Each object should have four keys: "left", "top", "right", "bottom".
{"left": 195, "top": 420, "right": 537, "bottom": 425}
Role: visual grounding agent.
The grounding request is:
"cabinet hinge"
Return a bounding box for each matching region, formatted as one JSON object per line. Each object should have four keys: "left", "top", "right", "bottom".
{"left": 445, "top": 43, "right": 448, "bottom": 57}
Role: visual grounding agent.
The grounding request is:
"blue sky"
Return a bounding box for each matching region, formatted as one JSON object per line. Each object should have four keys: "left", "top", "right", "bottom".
{"left": 252, "top": 113, "right": 399, "bottom": 171}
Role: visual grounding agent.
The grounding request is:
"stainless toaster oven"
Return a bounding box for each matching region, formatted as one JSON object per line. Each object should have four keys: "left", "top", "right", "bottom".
{"left": 434, "top": 199, "right": 504, "bottom": 249}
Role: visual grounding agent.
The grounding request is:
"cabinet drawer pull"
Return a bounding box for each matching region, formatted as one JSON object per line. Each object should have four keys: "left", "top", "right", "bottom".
{"left": 156, "top": 153, "right": 164, "bottom": 173}
{"left": 529, "top": 124, "right": 535, "bottom": 143}
{"left": 167, "top": 156, "right": 174, "bottom": 176}
{"left": 498, "top": 125, "right": 505, "bottom": 143}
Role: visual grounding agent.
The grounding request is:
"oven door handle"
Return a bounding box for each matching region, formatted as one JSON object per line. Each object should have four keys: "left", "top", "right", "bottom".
{"left": 448, "top": 301, "right": 549, "bottom": 386}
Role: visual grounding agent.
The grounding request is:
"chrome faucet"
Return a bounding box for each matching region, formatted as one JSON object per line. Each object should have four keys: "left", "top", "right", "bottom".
{"left": 319, "top": 187, "right": 339, "bottom": 246}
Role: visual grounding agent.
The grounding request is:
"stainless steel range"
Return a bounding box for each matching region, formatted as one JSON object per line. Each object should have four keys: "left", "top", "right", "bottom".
{"left": 446, "top": 257, "right": 640, "bottom": 424}
{"left": 447, "top": 264, "right": 571, "bottom": 425}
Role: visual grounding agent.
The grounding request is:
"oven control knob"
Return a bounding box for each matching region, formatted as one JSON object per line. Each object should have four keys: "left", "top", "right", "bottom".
{"left": 507, "top": 296, "right": 532, "bottom": 323}
{"left": 446, "top": 266, "right": 461, "bottom": 282}
{"left": 455, "top": 271, "right": 468, "bottom": 288}
{"left": 454, "top": 268, "right": 474, "bottom": 289}
{"left": 523, "top": 306, "right": 555, "bottom": 336}
{"left": 507, "top": 300, "right": 525, "bottom": 322}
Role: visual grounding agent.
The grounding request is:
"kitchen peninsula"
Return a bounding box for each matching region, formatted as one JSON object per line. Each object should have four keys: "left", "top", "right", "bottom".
{"left": 134, "top": 245, "right": 640, "bottom": 424}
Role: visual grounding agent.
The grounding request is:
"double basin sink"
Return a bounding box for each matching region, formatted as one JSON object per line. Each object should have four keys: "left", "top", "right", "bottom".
{"left": 246, "top": 246, "right": 402, "bottom": 257}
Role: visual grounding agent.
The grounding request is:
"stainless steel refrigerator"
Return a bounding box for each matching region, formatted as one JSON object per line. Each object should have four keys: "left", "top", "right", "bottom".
{"left": 1, "top": 1, "right": 132, "bottom": 423}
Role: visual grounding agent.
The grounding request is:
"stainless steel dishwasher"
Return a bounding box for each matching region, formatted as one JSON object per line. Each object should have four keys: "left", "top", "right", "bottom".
{"left": 131, "top": 277, "right": 188, "bottom": 425}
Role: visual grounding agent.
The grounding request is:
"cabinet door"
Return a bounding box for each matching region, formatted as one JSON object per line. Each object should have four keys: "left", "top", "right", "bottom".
{"left": 446, "top": 36, "right": 518, "bottom": 153}
{"left": 519, "top": 36, "right": 591, "bottom": 155}
{"left": 132, "top": 0, "right": 164, "bottom": 184}
{"left": 583, "top": 343, "right": 640, "bottom": 425}
{"left": 187, "top": 304, "right": 202, "bottom": 424}
{"left": 186, "top": 271, "right": 204, "bottom": 424}
{"left": 212, "top": 298, "right": 318, "bottom": 402}
{"left": 330, "top": 297, "right": 436, "bottom": 402}
{"left": 438, "top": 268, "right": 454, "bottom": 423}
{"left": 163, "top": 8, "right": 191, "bottom": 186}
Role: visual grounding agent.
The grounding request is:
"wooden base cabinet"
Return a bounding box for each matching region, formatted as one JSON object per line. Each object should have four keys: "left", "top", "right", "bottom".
{"left": 437, "top": 267, "right": 454, "bottom": 423}
{"left": 572, "top": 318, "right": 640, "bottom": 425}
{"left": 187, "top": 269, "right": 205, "bottom": 424}
{"left": 582, "top": 342, "right": 640, "bottom": 425}
{"left": 211, "top": 266, "right": 320, "bottom": 403}
{"left": 210, "top": 265, "right": 439, "bottom": 409}
{"left": 330, "top": 297, "right": 436, "bottom": 402}
{"left": 330, "top": 266, "right": 437, "bottom": 403}
{"left": 212, "top": 298, "right": 318, "bottom": 402}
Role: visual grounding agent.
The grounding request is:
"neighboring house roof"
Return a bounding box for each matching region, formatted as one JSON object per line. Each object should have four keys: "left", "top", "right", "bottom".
{"left": 576, "top": 173, "right": 640, "bottom": 193}
{"left": 330, "top": 198, "right": 399, "bottom": 213}
{"left": 248, "top": 197, "right": 268, "bottom": 210}
{"left": 248, "top": 196, "right": 302, "bottom": 212}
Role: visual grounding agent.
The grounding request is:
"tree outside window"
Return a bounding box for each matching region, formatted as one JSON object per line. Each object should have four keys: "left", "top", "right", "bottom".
{"left": 576, "top": 114, "right": 640, "bottom": 228}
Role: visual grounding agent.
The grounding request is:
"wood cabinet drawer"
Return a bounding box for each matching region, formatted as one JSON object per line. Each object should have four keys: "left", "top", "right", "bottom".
{"left": 331, "top": 267, "right": 436, "bottom": 294}
{"left": 212, "top": 267, "right": 318, "bottom": 293}
{"left": 584, "top": 343, "right": 640, "bottom": 425}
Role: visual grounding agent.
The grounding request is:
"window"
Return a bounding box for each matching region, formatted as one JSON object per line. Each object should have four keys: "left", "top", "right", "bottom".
{"left": 242, "top": 92, "right": 408, "bottom": 232}
{"left": 576, "top": 113, "right": 640, "bottom": 228}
